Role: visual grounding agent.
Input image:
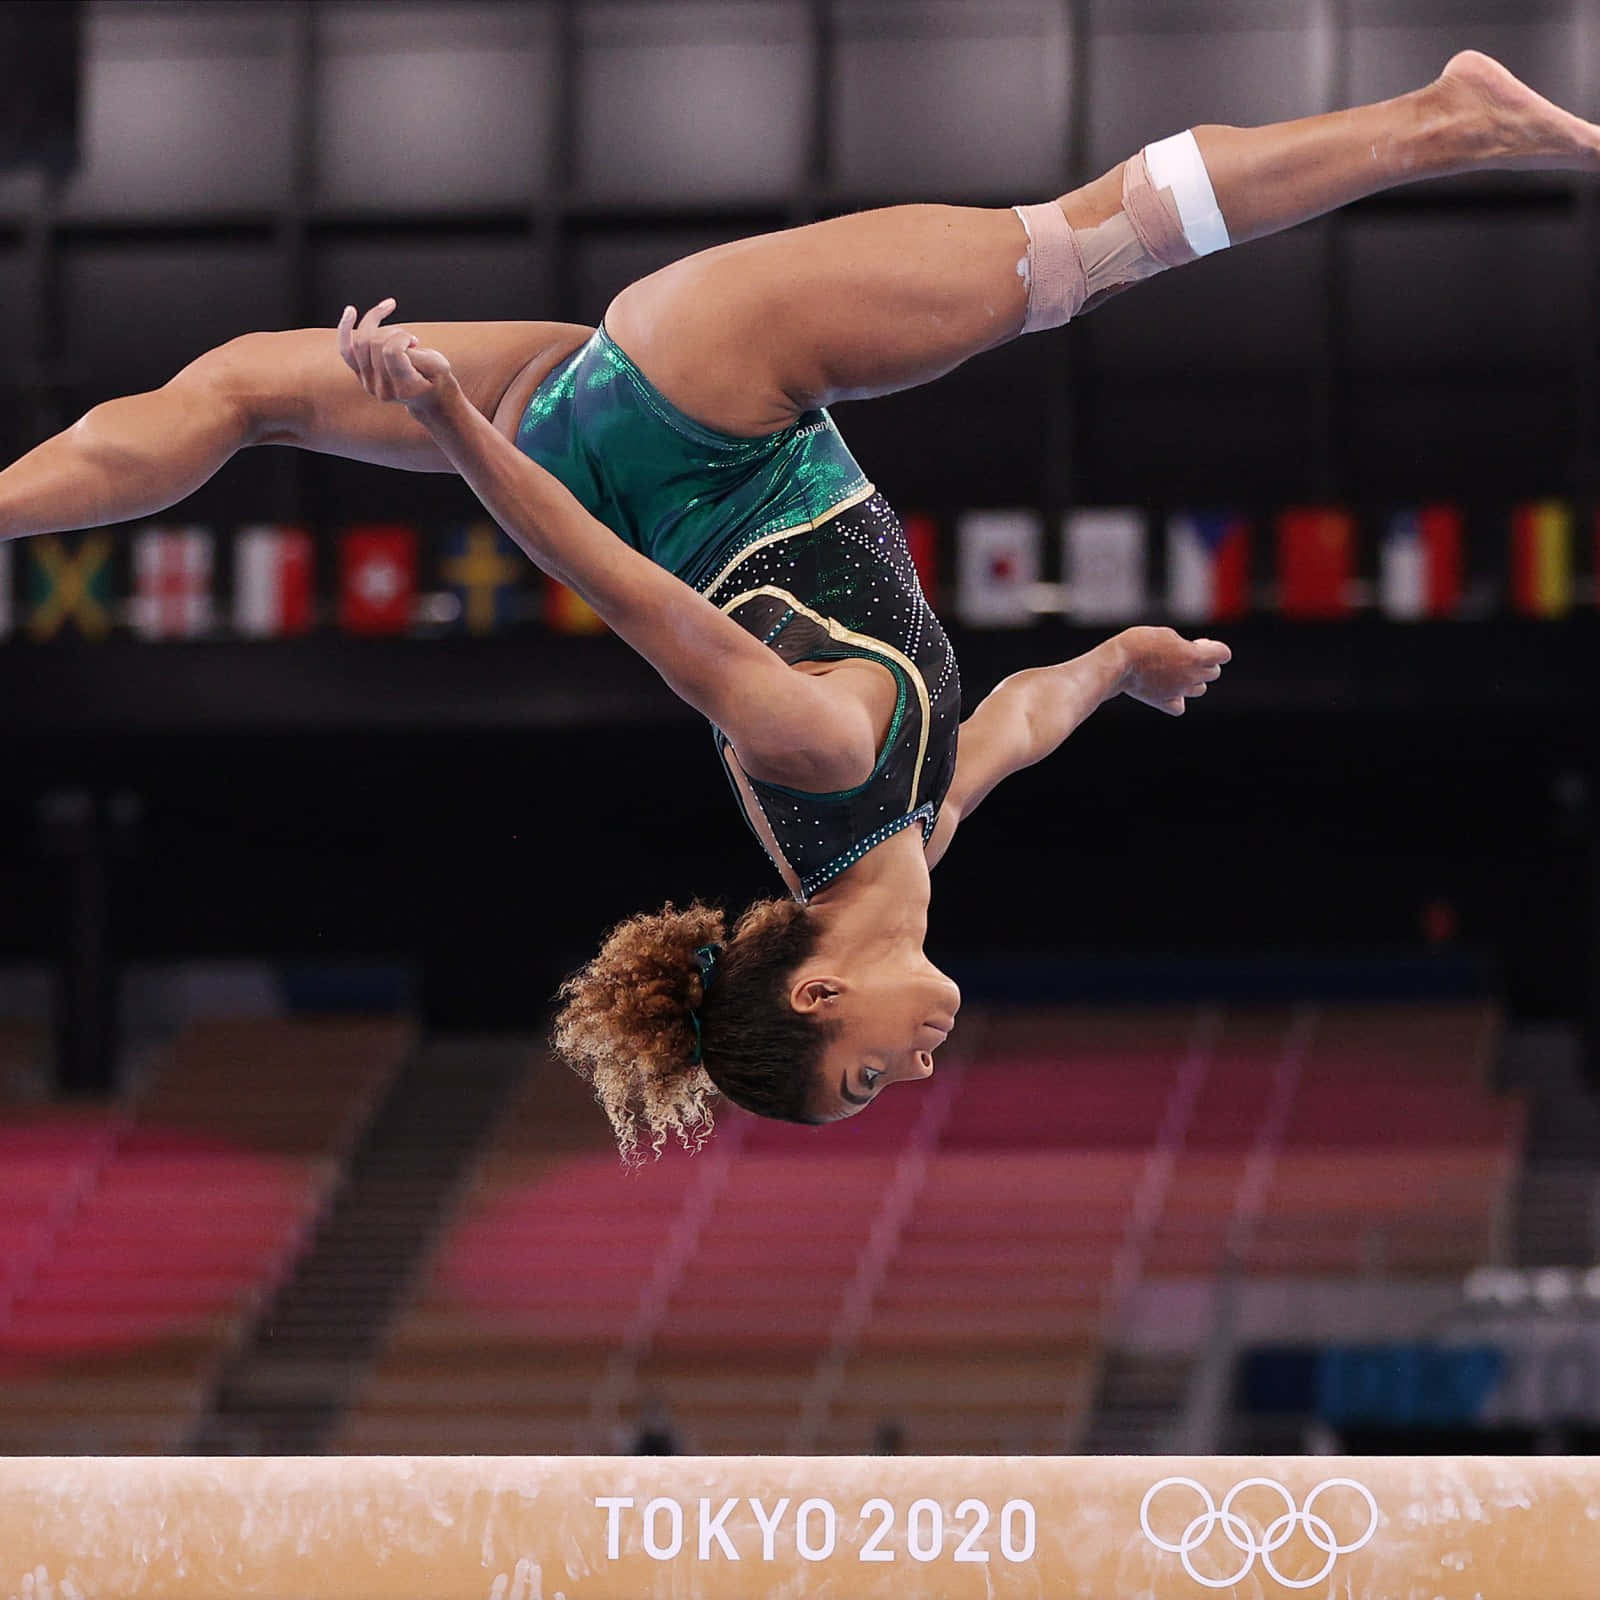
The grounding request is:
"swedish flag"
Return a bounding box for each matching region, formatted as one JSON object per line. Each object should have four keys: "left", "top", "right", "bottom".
{"left": 27, "top": 535, "right": 114, "bottom": 640}
{"left": 441, "top": 523, "right": 522, "bottom": 635}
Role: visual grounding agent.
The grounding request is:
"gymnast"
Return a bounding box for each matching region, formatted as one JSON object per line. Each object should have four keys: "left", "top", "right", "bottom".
{"left": 1, "top": 52, "right": 1594, "bottom": 1156}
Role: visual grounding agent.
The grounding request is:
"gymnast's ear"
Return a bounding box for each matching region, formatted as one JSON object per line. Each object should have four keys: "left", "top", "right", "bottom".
{"left": 788, "top": 975, "right": 845, "bottom": 1015}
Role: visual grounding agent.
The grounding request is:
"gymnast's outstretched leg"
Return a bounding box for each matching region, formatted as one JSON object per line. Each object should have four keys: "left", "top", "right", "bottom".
{"left": 605, "top": 51, "right": 1600, "bottom": 437}
{"left": 0, "top": 319, "right": 588, "bottom": 542}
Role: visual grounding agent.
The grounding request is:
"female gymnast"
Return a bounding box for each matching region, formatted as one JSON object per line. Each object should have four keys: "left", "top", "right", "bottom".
{"left": 2, "top": 52, "right": 1595, "bottom": 1157}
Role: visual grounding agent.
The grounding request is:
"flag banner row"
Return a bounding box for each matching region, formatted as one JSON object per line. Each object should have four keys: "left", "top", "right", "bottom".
{"left": 1, "top": 523, "right": 606, "bottom": 643}
{"left": 0, "top": 504, "right": 1596, "bottom": 643}
{"left": 953, "top": 502, "right": 1593, "bottom": 626}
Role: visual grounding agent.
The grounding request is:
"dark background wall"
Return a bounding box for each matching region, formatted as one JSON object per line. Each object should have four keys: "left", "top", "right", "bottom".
{"left": 1, "top": 0, "right": 1597, "bottom": 1049}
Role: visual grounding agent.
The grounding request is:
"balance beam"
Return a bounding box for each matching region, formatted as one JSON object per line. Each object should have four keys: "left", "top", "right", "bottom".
{"left": 2, "top": 1455, "right": 1595, "bottom": 1597}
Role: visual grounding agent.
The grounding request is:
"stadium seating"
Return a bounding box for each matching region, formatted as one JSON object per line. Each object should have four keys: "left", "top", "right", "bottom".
{"left": 0, "top": 1017, "right": 409, "bottom": 1453}
{"left": 340, "top": 1000, "right": 1520, "bottom": 1456}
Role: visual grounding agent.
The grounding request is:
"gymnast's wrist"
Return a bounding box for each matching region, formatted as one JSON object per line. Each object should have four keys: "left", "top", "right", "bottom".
{"left": 405, "top": 372, "right": 466, "bottom": 426}
{"left": 1095, "top": 633, "right": 1135, "bottom": 702}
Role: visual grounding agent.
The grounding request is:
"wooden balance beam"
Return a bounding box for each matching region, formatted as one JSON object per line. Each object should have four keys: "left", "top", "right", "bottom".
{"left": 1, "top": 1454, "right": 1592, "bottom": 1597}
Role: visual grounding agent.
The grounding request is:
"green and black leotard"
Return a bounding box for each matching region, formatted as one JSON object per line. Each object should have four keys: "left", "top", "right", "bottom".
{"left": 517, "top": 327, "right": 961, "bottom": 900}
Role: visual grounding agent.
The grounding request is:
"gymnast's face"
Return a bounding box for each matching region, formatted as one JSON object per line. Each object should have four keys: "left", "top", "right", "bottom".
{"left": 789, "top": 951, "right": 961, "bottom": 1122}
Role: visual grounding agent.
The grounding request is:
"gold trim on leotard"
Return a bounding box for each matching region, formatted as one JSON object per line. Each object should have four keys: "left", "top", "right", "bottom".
{"left": 718, "top": 583, "right": 933, "bottom": 812}
{"left": 701, "top": 483, "right": 879, "bottom": 600}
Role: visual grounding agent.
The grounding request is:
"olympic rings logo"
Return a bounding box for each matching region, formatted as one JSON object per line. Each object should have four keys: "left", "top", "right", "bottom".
{"left": 1139, "top": 1476, "right": 1380, "bottom": 1590}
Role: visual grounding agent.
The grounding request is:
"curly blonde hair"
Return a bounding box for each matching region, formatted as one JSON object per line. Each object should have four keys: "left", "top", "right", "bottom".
{"left": 552, "top": 896, "right": 838, "bottom": 1161}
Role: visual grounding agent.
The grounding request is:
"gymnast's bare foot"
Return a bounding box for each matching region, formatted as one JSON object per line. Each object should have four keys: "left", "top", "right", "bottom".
{"left": 1433, "top": 49, "right": 1600, "bottom": 171}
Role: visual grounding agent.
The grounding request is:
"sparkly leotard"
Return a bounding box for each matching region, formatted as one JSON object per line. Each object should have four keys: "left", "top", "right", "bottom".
{"left": 517, "top": 327, "right": 961, "bottom": 900}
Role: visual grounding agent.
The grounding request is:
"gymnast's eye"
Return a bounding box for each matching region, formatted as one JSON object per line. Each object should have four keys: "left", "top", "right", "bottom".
{"left": 860, "top": 1067, "right": 882, "bottom": 1091}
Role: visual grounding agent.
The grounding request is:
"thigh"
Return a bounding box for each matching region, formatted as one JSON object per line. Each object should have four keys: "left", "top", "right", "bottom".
{"left": 241, "top": 319, "right": 591, "bottom": 470}
{"left": 604, "top": 204, "right": 1031, "bottom": 437}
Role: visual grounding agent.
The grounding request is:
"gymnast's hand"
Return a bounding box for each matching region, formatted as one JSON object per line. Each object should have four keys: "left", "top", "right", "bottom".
{"left": 338, "top": 298, "right": 454, "bottom": 407}
{"left": 1114, "top": 625, "right": 1231, "bottom": 716}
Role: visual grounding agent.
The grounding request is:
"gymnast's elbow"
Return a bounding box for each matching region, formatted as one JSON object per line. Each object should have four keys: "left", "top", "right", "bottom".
{"left": 724, "top": 690, "right": 876, "bottom": 792}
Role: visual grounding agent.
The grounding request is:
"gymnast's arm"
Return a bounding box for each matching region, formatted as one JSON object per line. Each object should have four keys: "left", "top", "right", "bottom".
{"left": 339, "top": 303, "right": 877, "bottom": 791}
{"left": 924, "top": 627, "right": 1230, "bottom": 869}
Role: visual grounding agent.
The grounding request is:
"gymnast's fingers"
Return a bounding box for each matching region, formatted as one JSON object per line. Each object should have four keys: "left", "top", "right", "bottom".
{"left": 357, "top": 297, "right": 395, "bottom": 335}
{"left": 1185, "top": 680, "right": 1208, "bottom": 698}
{"left": 353, "top": 299, "right": 396, "bottom": 392}
{"left": 408, "top": 343, "right": 452, "bottom": 383}
{"left": 337, "top": 305, "right": 358, "bottom": 375}
{"left": 378, "top": 331, "right": 421, "bottom": 393}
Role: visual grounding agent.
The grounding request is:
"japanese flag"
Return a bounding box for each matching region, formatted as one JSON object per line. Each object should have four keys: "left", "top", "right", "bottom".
{"left": 955, "top": 510, "right": 1041, "bottom": 628}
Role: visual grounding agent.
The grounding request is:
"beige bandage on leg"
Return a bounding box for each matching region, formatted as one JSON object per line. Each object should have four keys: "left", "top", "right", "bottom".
{"left": 1015, "top": 128, "right": 1232, "bottom": 332}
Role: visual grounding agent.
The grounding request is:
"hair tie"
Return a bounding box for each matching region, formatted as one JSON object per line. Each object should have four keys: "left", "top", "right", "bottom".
{"left": 687, "top": 942, "right": 723, "bottom": 1065}
{"left": 693, "top": 943, "right": 723, "bottom": 990}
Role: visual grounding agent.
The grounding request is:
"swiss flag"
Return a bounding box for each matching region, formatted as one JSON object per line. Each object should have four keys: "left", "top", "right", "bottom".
{"left": 235, "top": 525, "right": 314, "bottom": 637}
{"left": 339, "top": 524, "right": 417, "bottom": 635}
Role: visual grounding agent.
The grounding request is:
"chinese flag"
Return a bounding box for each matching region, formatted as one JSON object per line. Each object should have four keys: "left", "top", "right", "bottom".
{"left": 1277, "top": 507, "right": 1355, "bottom": 619}
{"left": 339, "top": 524, "right": 417, "bottom": 635}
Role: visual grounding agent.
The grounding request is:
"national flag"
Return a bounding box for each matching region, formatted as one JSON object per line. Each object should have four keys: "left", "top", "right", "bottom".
{"left": 131, "top": 525, "right": 214, "bottom": 640}
{"left": 954, "top": 510, "right": 1041, "bottom": 628}
{"left": 1167, "top": 511, "right": 1251, "bottom": 623}
{"left": 0, "top": 543, "right": 11, "bottom": 640}
{"left": 441, "top": 522, "right": 522, "bottom": 635}
{"left": 545, "top": 577, "right": 606, "bottom": 634}
{"left": 26, "top": 534, "right": 114, "bottom": 641}
{"left": 234, "top": 525, "right": 314, "bottom": 638}
{"left": 1065, "top": 508, "right": 1146, "bottom": 623}
{"left": 1379, "top": 506, "right": 1463, "bottom": 621}
{"left": 901, "top": 513, "right": 940, "bottom": 605}
{"left": 1277, "top": 507, "right": 1355, "bottom": 619}
{"left": 1511, "top": 501, "right": 1572, "bottom": 618}
{"left": 339, "top": 524, "right": 417, "bottom": 635}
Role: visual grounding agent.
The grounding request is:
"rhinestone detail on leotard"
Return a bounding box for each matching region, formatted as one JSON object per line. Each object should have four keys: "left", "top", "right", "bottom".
{"left": 705, "top": 493, "right": 960, "bottom": 901}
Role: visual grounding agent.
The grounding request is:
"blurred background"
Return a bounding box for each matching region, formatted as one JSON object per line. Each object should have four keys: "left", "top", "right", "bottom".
{"left": 1, "top": 0, "right": 1599, "bottom": 1461}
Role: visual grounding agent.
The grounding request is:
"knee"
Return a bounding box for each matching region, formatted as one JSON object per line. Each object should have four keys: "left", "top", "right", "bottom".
{"left": 166, "top": 330, "right": 302, "bottom": 446}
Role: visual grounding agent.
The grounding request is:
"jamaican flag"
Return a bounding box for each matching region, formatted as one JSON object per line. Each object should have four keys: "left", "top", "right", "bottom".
{"left": 28, "top": 534, "right": 114, "bottom": 640}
